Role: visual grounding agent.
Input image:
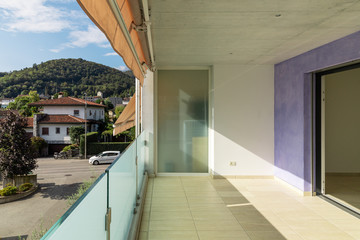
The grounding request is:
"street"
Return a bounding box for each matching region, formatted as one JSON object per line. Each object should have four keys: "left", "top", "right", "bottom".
{"left": 0, "top": 157, "right": 108, "bottom": 239}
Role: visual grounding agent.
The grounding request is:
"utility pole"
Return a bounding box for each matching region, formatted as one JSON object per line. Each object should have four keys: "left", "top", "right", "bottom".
{"left": 84, "top": 93, "right": 87, "bottom": 159}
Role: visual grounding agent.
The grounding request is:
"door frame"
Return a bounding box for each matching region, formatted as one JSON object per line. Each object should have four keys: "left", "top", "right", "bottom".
{"left": 154, "top": 66, "right": 212, "bottom": 176}
{"left": 314, "top": 62, "right": 360, "bottom": 194}
{"left": 313, "top": 62, "right": 360, "bottom": 217}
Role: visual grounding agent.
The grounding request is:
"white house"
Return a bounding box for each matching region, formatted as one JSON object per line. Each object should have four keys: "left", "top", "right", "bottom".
{"left": 28, "top": 97, "right": 106, "bottom": 154}
{"left": 0, "top": 98, "right": 15, "bottom": 108}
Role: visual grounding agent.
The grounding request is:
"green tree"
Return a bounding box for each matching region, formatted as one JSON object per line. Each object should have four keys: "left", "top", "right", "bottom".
{"left": 69, "top": 126, "right": 85, "bottom": 144}
{"left": 0, "top": 58, "right": 135, "bottom": 98}
{"left": 117, "top": 126, "right": 135, "bottom": 142}
{"left": 31, "top": 136, "right": 48, "bottom": 157}
{"left": 103, "top": 99, "right": 114, "bottom": 110}
{"left": 115, "top": 105, "right": 125, "bottom": 118}
{"left": 0, "top": 111, "right": 37, "bottom": 179}
{"left": 29, "top": 90, "right": 40, "bottom": 102}
{"left": 21, "top": 90, "right": 29, "bottom": 95}
{"left": 7, "top": 90, "right": 40, "bottom": 116}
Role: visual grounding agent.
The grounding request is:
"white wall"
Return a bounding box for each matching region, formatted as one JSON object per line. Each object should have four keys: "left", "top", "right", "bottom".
{"left": 44, "top": 106, "right": 83, "bottom": 116}
{"left": 43, "top": 106, "right": 104, "bottom": 120}
{"left": 142, "top": 71, "right": 155, "bottom": 175}
{"left": 39, "top": 124, "right": 79, "bottom": 143}
{"left": 212, "top": 64, "right": 274, "bottom": 176}
{"left": 86, "top": 107, "right": 104, "bottom": 121}
{"left": 325, "top": 68, "right": 360, "bottom": 173}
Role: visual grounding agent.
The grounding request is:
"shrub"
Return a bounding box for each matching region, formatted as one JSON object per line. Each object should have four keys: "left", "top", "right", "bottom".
{"left": 80, "top": 132, "right": 98, "bottom": 142}
{"left": 19, "top": 183, "right": 34, "bottom": 192}
{"left": 31, "top": 136, "right": 48, "bottom": 157}
{"left": 69, "top": 126, "right": 85, "bottom": 144}
{"left": 31, "top": 136, "right": 47, "bottom": 153}
{"left": 79, "top": 132, "right": 99, "bottom": 154}
{"left": 61, "top": 144, "right": 79, "bottom": 153}
{"left": 0, "top": 185, "right": 18, "bottom": 196}
{"left": 101, "top": 129, "right": 113, "bottom": 136}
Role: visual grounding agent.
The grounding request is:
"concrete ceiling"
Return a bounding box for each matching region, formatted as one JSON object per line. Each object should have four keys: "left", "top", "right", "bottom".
{"left": 148, "top": 0, "right": 360, "bottom": 67}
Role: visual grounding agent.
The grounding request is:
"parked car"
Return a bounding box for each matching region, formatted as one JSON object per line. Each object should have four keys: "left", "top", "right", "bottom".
{"left": 89, "top": 151, "right": 121, "bottom": 165}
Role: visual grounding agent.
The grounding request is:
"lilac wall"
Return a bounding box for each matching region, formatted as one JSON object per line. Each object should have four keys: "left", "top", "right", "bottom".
{"left": 275, "top": 31, "right": 360, "bottom": 192}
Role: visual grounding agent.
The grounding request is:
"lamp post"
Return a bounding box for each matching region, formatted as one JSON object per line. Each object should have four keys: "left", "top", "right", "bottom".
{"left": 84, "top": 93, "right": 87, "bottom": 159}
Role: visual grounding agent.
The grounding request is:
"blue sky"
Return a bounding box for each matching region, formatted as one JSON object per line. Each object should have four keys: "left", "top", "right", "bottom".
{"left": 0, "top": 0, "right": 127, "bottom": 73}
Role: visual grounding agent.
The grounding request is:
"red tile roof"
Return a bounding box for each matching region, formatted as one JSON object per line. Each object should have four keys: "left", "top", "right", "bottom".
{"left": 38, "top": 115, "right": 89, "bottom": 124}
{"left": 26, "top": 117, "right": 33, "bottom": 127}
{"left": 29, "top": 97, "right": 105, "bottom": 107}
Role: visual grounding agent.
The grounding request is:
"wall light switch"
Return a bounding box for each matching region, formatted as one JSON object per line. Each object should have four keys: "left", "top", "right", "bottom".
{"left": 230, "top": 161, "right": 236, "bottom": 166}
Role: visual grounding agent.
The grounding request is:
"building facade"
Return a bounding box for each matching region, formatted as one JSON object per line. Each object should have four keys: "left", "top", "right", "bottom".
{"left": 28, "top": 97, "right": 105, "bottom": 154}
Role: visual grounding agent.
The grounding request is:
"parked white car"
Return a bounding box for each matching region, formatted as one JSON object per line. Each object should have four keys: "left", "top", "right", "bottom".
{"left": 89, "top": 151, "right": 120, "bottom": 165}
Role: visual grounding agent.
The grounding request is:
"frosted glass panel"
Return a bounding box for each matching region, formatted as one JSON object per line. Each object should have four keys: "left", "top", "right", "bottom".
{"left": 45, "top": 174, "right": 107, "bottom": 240}
{"left": 137, "top": 131, "right": 146, "bottom": 190}
{"left": 43, "top": 131, "right": 148, "bottom": 240}
{"left": 108, "top": 140, "right": 136, "bottom": 240}
{"left": 158, "top": 70, "right": 208, "bottom": 173}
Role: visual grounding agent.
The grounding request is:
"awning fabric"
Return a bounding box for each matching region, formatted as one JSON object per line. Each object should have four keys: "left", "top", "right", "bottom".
{"left": 77, "top": 0, "right": 148, "bottom": 84}
{"left": 113, "top": 93, "right": 136, "bottom": 135}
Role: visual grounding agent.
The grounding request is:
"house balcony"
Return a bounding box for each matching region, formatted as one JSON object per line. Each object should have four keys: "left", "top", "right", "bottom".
{"left": 140, "top": 177, "right": 360, "bottom": 240}
{"left": 41, "top": 131, "right": 360, "bottom": 240}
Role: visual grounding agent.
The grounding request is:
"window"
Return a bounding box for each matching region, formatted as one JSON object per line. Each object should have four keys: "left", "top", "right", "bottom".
{"left": 74, "top": 110, "right": 79, "bottom": 116}
{"left": 56, "top": 127, "right": 60, "bottom": 134}
{"left": 89, "top": 110, "right": 92, "bottom": 116}
{"left": 66, "top": 127, "right": 70, "bottom": 135}
{"left": 42, "top": 127, "right": 49, "bottom": 135}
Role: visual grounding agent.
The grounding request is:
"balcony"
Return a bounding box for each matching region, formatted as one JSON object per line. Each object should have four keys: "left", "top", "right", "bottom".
{"left": 41, "top": 131, "right": 360, "bottom": 240}
{"left": 140, "top": 176, "right": 360, "bottom": 240}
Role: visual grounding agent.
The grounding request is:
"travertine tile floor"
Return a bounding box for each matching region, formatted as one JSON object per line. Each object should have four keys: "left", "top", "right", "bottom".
{"left": 326, "top": 175, "right": 360, "bottom": 211}
{"left": 139, "top": 177, "right": 360, "bottom": 240}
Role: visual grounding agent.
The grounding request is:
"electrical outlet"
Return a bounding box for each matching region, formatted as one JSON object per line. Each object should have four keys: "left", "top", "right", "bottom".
{"left": 230, "top": 161, "right": 236, "bottom": 166}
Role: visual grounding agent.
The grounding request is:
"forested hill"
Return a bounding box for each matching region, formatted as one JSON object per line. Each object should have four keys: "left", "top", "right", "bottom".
{"left": 0, "top": 58, "right": 135, "bottom": 98}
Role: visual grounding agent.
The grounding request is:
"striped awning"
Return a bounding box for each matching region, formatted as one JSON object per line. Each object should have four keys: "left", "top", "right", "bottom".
{"left": 113, "top": 93, "right": 136, "bottom": 135}
{"left": 77, "top": 0, "right": 151, "bottom": 84}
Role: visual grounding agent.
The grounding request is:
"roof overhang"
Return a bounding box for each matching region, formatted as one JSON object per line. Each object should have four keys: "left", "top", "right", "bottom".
{"left": 78, "top": 0, "right": 360, "bottom": 69}
{"left": 149, "top": 0, "right": 360, "bottom": 67}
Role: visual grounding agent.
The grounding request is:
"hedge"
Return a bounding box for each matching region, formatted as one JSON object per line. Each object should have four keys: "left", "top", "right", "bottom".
{"left": 80, "top": 132, "right": 98, "bottom": 142}
{"left": 80, "top": 132, "right": 99, "bottom": 154}
{"left": 82, "top": 142, "right": 130, "bottom": 155}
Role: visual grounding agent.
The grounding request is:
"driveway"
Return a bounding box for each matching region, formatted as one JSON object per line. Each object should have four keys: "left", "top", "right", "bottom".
{"left": 0, "top": 157, "right": 108, "bottom": 239}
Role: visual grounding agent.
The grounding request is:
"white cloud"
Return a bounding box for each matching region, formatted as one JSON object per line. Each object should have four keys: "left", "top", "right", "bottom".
{"left": 104, "top": 52, "right": 118, "bottom": 56}
{"left": 50, "top": 25, "right": 110, "bottom": 52}
{"left": 68, "top": 25, "right": 109, "bottom": 48}
{"left": 48, "top": 0, "right": 74, "bottom": 3}
{"left": 49, "top": 47, "right": 64, "bottom": 53}
{"left": 0, "top": 0, "right": 112, "bottom": 53}
{"left": 0, "top": 0, "right": 70, "bottom": 33}
{"left": 118, "top": 66, "right": 129, "bottom": 71}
